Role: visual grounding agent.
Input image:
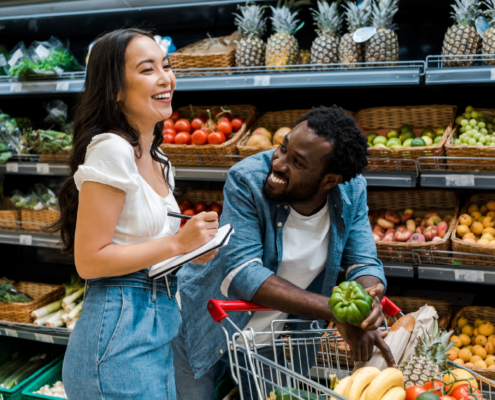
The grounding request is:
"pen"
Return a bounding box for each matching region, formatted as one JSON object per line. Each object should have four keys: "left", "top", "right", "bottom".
{"left": 167, "top": 211, "right": 192, "bottom": 220}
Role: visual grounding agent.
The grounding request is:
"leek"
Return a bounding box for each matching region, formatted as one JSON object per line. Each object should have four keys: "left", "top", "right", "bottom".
{"left": 45, "top": 309, "right": 64, "bottom": 325}
{"left": 64, "top": 302, "right": 76, "bottom": 313}
{"left": 62, "top": 288, "right": 83, "bottom": 309}
{"left": 33, "top": 311, "right": 59, "bottom": 326}
{"left": 46, "top": 312, "right": 66, "bottom": 327}
{"left": 67, "top": 316, "right": 79, "bottom": 331}
{"left": 31, "top": 299, "right": 62, "bottom": 319}
{"left": 61, "top": 313, "right": 68, "bottom": 324}
{"left": 67, "top": 301, "right": 82, "bottom": 324}
{"left": 1, "top": 358, "right": 45, "bottom": 389}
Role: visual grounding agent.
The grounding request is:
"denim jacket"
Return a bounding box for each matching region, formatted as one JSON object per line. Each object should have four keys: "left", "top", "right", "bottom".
{"left": 177, "top": 150, "right": 386, "bottom": 379}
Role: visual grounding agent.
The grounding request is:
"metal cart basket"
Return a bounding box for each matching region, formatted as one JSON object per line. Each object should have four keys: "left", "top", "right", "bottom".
{"left": 208, "top": 299, "right": 495, "bottom": 400}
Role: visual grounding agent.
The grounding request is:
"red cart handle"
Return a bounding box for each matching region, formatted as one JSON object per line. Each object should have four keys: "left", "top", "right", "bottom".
{"left": 208, "top": 296, "right": 401, "bottom": 323}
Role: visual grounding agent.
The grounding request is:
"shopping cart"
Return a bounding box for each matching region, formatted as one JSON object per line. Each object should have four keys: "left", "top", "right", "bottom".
{"left": 208, "top": 298, "right": 495, "bottom": 400}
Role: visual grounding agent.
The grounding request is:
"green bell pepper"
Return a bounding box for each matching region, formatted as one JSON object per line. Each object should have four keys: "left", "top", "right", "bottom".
{"left": 328, "top": 281, "right": 373, "bottom": 325}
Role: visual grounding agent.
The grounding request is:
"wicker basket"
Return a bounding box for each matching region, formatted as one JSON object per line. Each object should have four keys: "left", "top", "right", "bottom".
{"left": 355, "top": 105, "right": 457, "bottom": 171}
{"left": 386, "top": 296, "right": 453, "bottom": 328}
{"left": 0, "top": 280, "right": 64, "bottom": 323}
{"left": 368, "top": 190, "right": 460, "bottom": 262}
{"left": 169, "top": 36, "right": 236, "bottom": 75}
{"left": 0, "top": 198, "right": 20, "bottom": 232}
{"left": 445, "top": 108, "right": 495, "bottom": 170}
{"left": 177, "top": 190, "right": 224, "bottom": 205}
{"left": 38, "top": 150, "right": 70, "bottom": 163}
{"left": 451, "top": 193, "right": 495, "bottom": 266}
{"left": 20, "top": 209, "right": 60, "bottom": 233}
{"left": 451, "top": 306, "right": 495, "bottom": 380}
{"left": 236, "top": 109, "right": 311, "bottom": 157}
{"left": 160, "top": 104, "right": 257, "bottom": 167}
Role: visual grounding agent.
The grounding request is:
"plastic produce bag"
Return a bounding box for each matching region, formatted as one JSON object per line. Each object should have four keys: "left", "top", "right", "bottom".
{"left": 10, "top": 184, "right": 58, "bottom": 211}
{"left": 0, "top": 279, "right": 33, "bottom": 303}
{"left": 0, "top": 45, "right": 8, "bottom": 75}
{"left": 0, "top": 112, "right": 29, "bottom": 156}
{"left": 7, "top": 42, "right": 37, "bottom": 78}
{"left": 29, "top": 36, "right": 80, "bottom": 75}
{"left": 154, "top": 36, "right": 177, "bottom": 56}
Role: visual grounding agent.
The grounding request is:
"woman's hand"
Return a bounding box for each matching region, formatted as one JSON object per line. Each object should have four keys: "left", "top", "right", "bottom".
{"left": 175, "top": 211, "right": 219, "bottom": 254}
{"left": 192, "top": 249, "right": 219, "bottom": 264}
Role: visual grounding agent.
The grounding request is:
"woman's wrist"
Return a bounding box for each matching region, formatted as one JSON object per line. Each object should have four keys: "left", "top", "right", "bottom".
{"left": 165, "top": 233, "right": 185, "bottom": 257}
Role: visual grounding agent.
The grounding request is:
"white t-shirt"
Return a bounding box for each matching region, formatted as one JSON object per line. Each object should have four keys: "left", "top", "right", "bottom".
{"left": 242, "top": 201, "right": 330, "bottom": 343}
{"left": 73, "top": 133, "right": 181, "bottom": 245}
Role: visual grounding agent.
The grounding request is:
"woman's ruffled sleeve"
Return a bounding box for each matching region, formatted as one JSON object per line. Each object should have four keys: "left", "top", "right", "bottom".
{"left": 74, "top": 133, "right": 139, "bottom": 196}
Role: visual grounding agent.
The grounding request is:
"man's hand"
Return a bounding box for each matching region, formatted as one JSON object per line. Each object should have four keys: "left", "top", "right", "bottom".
{"left": 361, "top": 282, "right": 385, "bottom": 331}
{"left": 337, "top": 322, "right": 395, "bottom": 367}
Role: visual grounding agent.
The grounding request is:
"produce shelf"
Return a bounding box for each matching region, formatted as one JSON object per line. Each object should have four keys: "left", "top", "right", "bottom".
{"left": 425, "top": 55, "right": 495, "bottom": 85}
{"left": 363, "top": 158, "right": 418, "bottom": 187}
{"left": 0, "top": 0, "right": 262, "bottom": 20}
{"left": 0, "top": 161, "right": 70, "bottom": 176}
{"left": 173, "top": 62, "right": 425, "bottom": 91}
{"left": 0, "top": 321, "right": 69, "bottom": 345}
{"left": 418, "top": 157, "right": 495, "bottom": 189}
{"left": 0, "top": 73, "right": 85, "bottom": 95}
{"left": 0, "top": 231, "right": 61, "bottom": 248}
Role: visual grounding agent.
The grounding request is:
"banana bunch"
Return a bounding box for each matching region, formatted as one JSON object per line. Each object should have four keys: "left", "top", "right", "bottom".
{"left": 331, "top": 367, "right": 405, "bottom": 400}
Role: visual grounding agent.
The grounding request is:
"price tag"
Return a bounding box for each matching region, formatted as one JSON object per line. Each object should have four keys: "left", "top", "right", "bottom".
{"left": 455, "top": 269, "right": 484, "bottom": 282}
{"left": 36, "top": 163, "right": 50, "bottom": 174}
{"left": 6, "top": 163, "right": 18, "bottom": 172}
{"left": 10, "top": 83, "right": 22, "bottom": 93}
{"left": 55, "top": 81, "right": 69, "bottom": 91}
{"left": 253, "top": 76, "right": 271, "bottom": 87}
{"left": 34, "top": 334, "right": 54, "bottom": 343}
{"left": 446, "top": 174, "right": 475, "bottom": 187}
{"left": 19, "top": 235, "right": 32, "bottom": 245}
{"left": 3, "top": 329, "right": 18, "bottom": 338}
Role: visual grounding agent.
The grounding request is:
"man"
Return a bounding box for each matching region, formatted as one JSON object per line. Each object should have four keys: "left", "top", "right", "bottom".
{"left": 173, "top": 105, "right": 394, "bottom": 399}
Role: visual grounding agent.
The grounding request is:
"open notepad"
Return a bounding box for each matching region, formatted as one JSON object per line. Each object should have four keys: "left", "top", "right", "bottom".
{"left": 149, "top": 224, "right": 234, "bottom": 280}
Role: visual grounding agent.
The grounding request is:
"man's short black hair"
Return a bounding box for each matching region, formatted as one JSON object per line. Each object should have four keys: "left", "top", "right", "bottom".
{"left": 296, "top": 105, "right": 370, "bottom": 183}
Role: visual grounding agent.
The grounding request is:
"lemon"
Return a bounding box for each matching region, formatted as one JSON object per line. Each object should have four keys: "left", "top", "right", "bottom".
{"left": 421, "top": 136, "right": 433, "bottom": 146}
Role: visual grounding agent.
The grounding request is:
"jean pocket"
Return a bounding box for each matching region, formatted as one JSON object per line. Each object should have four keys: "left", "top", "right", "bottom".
{"left": 97, "top": 287, "right": 124, "bottom": 365}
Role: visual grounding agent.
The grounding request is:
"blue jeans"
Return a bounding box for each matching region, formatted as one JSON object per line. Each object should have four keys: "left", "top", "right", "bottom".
{"left": 63, "top": 271, "right": 181, "bottom": 400}
{"left": 173, "top": 332, "right": 287, "bottom": 400}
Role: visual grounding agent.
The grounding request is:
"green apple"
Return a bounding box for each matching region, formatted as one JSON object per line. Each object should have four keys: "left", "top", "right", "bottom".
{"left": 374, "top": 143, "right": 387, "bottom": 148}
{"left": 373, "top": 136, "right": 387, "bottom": 146}
{"left": 403, "top": 138, "right": 414, "bottom": 147}
{"left": 386, "top": 129, "right": 399, "bottom": 139}
{"left": 421, "top": 136, "right": 433, "bottom": 146}
{"left": 399, "top": 131, "right": 415, "bottom": 142}
{"left": 386, "top": 138, "right": 401, "bottom": 147}
{"left": 434, "top": 136, "right": 443, "bottom": 144}
{"left": 411, "top": 138, "right": 426, "bottom": 147}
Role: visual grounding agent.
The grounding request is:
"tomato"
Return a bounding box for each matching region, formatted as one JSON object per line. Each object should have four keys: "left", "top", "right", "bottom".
{"left": 195, "top": 201, "right": 207, "bottom": 214}
{"left": 231, "top": 117, "right": 244, "bottom": 132}
{"left": 171, "top": 111, "right": 181, "bottom": 122}
{"left": 215, "top": 110, "right": 232, "bottom": 122}
{"left": 175, "top": 119, "right": 191, "bottom": 133}
{"left": 191, "top": 130, "right": 208, "bottom": 145}
{"left": 405, "top": 385, "right": 427, "bottom": 400}
{"left": 163, "top": 128, "right": 176, "bottom": 137}
{"left": 163, "top": 134, "right": 176, "bottom": 144}
{"left": 191, "top": 116, "right": 207, "bottom": 131}
{"left": 202, "top": 120, "right": 218, "bottom": 134}
{"left": 182, "top": 208, "right": 196, "bottom": 224}
{"left": 175, "top": 132, "right": 192, "bottom": 145}
{"left": 218, "top": 121, "right": 233, "bottom": 136}
{"left": 164, "top": 119, "right": 175, "bottom": 130}
{"left": 424, "top": 380, "right": 444, "bottom": 396}
{"left": 439, "top": 397, "right": 456, "bottom": 400}
{"left": 451, "top": 385, "right": 482, "bottom": 400}
{"left": 179, "top": 200, "right": 193, "bottom": 212}
{"left": 207, "top": 132, "right": 226, "bottom": 145}
{"left": 210, "top": 202, "right": 222, "bottom": 215}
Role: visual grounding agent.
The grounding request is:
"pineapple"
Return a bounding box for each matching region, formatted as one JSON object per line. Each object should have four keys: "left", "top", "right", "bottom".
{"left": 442, "top": 0, "right": 481, "bottom": 67}
{"left": 365, "top": 0, "right": 400, "bottom": 64}
{"left": 265, "top": 0, "right": 310, "bottom": 68}
{"left": 298, "top": 49, "right": 311, "bottom": 64}
{"left": 234, "top": 4, "right": 267, "bottom": 67}
{"left": 310, "top": 1, "right": 343, "bottom": 65}
{"left": 399, "top": 320, "right": 454, "bottom": 389}
{"left": 339, "top": 0, "right": 372, "bottom": 65}
{"left": 483, "top": 0, "right": 495, "bottom": 65}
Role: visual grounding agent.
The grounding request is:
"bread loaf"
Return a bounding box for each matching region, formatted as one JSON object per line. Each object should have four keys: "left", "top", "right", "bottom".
{"left": 390, "top": 315, "right": 415, "bottom": 333}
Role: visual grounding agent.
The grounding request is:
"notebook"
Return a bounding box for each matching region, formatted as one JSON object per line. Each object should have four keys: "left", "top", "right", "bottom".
{"left": 149, "top": 224, "right": 234, "bottom": 279}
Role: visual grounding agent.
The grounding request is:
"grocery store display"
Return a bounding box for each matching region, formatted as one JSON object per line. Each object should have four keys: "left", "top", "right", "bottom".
{"left": 178, "top": 196, "right": 223, "bottom": 228}
{"left": 339, "top": 0, "right": 372, "bottom": 65}
{"left": 265, "top": 0, "right": 309, "bottom": 68}
{"left": 367, "top": 124, "right": 446, "bottom": 148}
{"left": 365, "top": 0, "right": 400, "bottom": 63}
{"left": 453, "top": 106, "right": 495, "bottom": 146}
{"left": 328, "top": 281, "right": 373, "bottom": 325}
{"left": 233, "top": 4, "right": 267, "bottom": 67}
{"left": 310, "top": 1, "right": 342, "bottom": 65}
{"left": 34, "top": 380, "right": 67, "bottom": 398}
{"left": 442, "top": 0, "right": 481, "bottom": 67}
{"left": 0, "top": 280, "right": 32, "bottom": 303}
{"left": 455, "top": 200, "right": 495, "bottom": 246}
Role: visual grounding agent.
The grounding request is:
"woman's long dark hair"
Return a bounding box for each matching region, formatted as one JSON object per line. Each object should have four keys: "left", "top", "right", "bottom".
{"left": 51, "top": 28, "right": 171, "bottom": 255}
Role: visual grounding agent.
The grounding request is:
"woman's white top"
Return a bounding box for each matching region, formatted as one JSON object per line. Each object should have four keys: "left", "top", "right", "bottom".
{"left": 73, "top": 133, "right": 180, "bottom": 245}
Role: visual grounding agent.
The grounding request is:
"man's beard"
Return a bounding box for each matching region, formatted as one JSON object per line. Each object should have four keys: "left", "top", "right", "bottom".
{"left": 262, "top": 169, "right": 322, "bottom": 204}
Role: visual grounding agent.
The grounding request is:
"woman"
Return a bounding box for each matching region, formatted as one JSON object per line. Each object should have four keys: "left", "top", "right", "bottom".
{"left": 55, "top": 28, "right": 219, "bottom": 400}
